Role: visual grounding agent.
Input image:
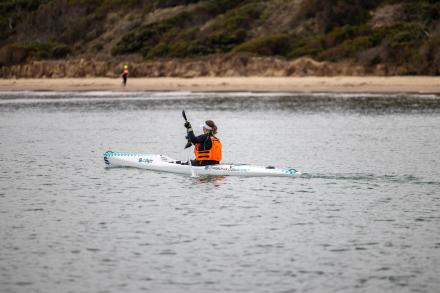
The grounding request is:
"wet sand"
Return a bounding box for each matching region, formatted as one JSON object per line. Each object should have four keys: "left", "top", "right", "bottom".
{"left": 0, "top": 76, "right": 439, "bottom": 93}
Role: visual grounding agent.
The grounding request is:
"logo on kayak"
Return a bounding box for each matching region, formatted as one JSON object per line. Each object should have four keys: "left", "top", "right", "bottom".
{"left": 139, "top": 158, "right": 153, "bottom": 164}
{"left": 211, "top": 166, "right": 232, "bottom": 171}
{"left": 285, "top": 169, "right": 297, "bottom": 175}
{"left": 230, "top": 166, "right": 250, "bottom": 172}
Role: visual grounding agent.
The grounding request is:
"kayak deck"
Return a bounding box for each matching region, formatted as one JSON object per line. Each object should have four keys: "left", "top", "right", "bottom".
{"left": 103, "top": 151, "right": 300, "bottom": 177}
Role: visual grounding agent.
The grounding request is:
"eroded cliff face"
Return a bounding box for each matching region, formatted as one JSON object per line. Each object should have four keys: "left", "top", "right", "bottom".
{"left": 0, "top": 55, "right": 392, "bottom": 78}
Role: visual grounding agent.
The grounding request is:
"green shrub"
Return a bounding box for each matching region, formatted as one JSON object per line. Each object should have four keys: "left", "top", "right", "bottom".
{"left": 112, "top": 11, "right": 199, "bottom": 56}
{"left": 386, "top": 25, "right": 427, "bottom": 49}
{"left": 112, "top": 22, "right": 169, "bottom": 55}
{"left": 0, "top": 17, "right": 12, "bottom": 41}
{"left": 296, "top": 0, "right": 382, "bottom": 32}
{"left": 325, "top": 25, "right": 371, "bottom": 47}
{"left": 0, "top": 0, "right": 45, "bottom": 41}
{"left": 362, "top": 23, "right": 427, "bottom": 67}
{"left": 153, "top": 0, "right": 202, "bottom": 8}
{"left": 0, "top": 0, "right": 42, "bottom": 13}
{"left": 209, "top": 2, "right": 263, "bottom": 32}
{"left": 287, "top": 36, "right": 324, "bottom": 59}
{"left": 168, "top": 40, "right": 193, "bottom": 58}
{"left": 197, "top": 2, "right": 264, "bottom": 53}
{"left": 204, "top": 30, "right": 247, "bottom": 51}
{"left": 92, "top": 43, "right": 103, "bottom": 52}
{"left": 319, "top": 36, "right": 373, "bottom": 61}
{"left": 296, "top": 0, "right": 318, "bottom": 19}
{"left": 232, "top": 34, "right": 290, "bottom": 56}
{"left": 145, "top": 42, "right": 171, "bottom": 58}
{"left": 197, "top": 0, "right": 251, "bottom": 15}
{"left": 11, "top": 42, "right": 71, "bottom": 59}
{"left": 316, "top": 22, "right": 429, "bottom": 64}
{"left": 421, "top": 35, "right": 440, "bottom": 74}
{"left": 401, "top": 0, "right": 439, "bottom": 23}
{"left": 50, "top": 43, "right": 71, "bottom": 58}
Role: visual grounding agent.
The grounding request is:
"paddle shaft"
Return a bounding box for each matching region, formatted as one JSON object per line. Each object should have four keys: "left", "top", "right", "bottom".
{"left": 182, "top": 110, "right": 192, "bottom": 149}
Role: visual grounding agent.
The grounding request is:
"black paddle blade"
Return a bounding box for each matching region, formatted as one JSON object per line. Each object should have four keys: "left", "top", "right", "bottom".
{"left": 182, "top": 110, "right": 191, "bottom": 148}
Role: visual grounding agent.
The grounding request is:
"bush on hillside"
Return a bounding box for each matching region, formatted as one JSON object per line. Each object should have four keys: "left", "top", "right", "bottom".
{"left": 12, "top": 0, "right": 106, "bottom": 46}
{"left": 417, "top": 35, "right": 440, "bottom": 74}
{"left": 203, "top": 30, "right": 247, "bottom": 52}
{"left": 287, "top": 36, "right": 325, "bottom": 59}
{"left": 232, "top": 34, "right": 290, "bottom": 56}
{"left": 113, "top": 0, "right": 265, "bottom": 58}
{"left": 145, "top": 42, "right": 171, "bottom": 58}
{"left": 0, "top": 0, "right": 41, "bottom": 13}
{"left": 400, "top": 0, "right": 440, "bottom": 24}
{"left": 0, "top": 0, "right": 44, "bottom": 41}
{"left": 197, "top": 0, "right": 252, "bottom": 15}
{"left": 351, "top": 22, "right": 432, "bottom": 71}
{"left": 10, "top": 42, "right": 71, "bottom": 59}
{"left": 208, "top": 2, "right": 263, "bottom": 33}
{"left": 379, "top": 24, "right": 428, "bottom": 69}
{"left": 112, "top": 11, "right": 200, "bottom": 56}
{"left": 153, "top": 0, "right": 202, "bottom": 8}
{"left": 324, "top": 25, "right": 371, "bottom": 48}
{"left": 198, "top": 2, "right": 265, "bottom": 53}
{"left": 319, "top": 36, "right": 373, "bottom": 61}
{"left": 0, "top": 16, "right": 12, "bottom": 41}
{"left": 297, "top": 0, "right": 382, "bottom": 32}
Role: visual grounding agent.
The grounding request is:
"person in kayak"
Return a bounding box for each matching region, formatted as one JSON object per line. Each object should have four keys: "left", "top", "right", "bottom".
{"left": 184, "top": 120, "right": 222, "bottom": 166}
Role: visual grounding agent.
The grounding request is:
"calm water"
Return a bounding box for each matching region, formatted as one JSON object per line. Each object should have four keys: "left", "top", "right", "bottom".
{"left": 1, "top": 92, "right": 440, "bottom": 293}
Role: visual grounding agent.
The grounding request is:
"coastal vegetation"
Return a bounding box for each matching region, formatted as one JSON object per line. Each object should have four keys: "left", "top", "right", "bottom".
{"left": 1, "top": 0, "right": 439, "bottom": 75}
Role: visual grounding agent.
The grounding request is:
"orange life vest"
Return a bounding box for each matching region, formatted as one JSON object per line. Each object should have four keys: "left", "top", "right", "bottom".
{"left": 194, "top": 136, "right": 222, "bottom": 161}
{"left": 122, "top": 69, "right": 128, "bottom": 76}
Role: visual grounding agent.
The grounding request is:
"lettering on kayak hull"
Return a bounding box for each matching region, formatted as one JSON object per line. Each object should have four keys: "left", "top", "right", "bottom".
{"left": 139, "top": 158, "right": 153, "bottom": 164}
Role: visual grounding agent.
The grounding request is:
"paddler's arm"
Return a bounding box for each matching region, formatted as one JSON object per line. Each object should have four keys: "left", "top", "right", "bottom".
{"left": 187, "top": 130, "right": 208, "bottom": 144}
{"left": 184, "top": 121, "right": 207, "bottom": 143}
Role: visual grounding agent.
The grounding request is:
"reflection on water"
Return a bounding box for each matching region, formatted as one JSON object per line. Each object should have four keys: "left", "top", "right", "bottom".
{"left": 1, "top": 91, "right": 440, "bottom": 293}
{"left": 192, "top": 176, "right": 227, "bottom": 186}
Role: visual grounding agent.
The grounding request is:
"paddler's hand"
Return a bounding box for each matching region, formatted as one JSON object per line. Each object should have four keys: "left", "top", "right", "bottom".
{"left": 184, "top": 122, "right": 192, "bottom": 129}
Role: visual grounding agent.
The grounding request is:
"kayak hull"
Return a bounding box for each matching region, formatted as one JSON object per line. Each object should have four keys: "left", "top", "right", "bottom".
{"left": 103, "top": 151, "right": 300, "bottom": 177}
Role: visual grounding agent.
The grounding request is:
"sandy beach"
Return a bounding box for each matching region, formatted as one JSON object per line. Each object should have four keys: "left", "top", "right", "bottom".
{"left": 0, "top": 76, "right": 439, "bottom": 94}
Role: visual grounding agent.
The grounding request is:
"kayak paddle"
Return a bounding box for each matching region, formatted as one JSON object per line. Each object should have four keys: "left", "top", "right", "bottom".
{"left": 182, "top": 110, "right": 197, "bottom": 176}
{"left": 182, "top": 110, "right": 192, "bottom": 149}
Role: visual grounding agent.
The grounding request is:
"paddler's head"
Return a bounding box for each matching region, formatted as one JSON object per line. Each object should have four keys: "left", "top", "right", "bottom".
{"left": 124, "top": 64, "right": 128, "bottom": 69}
{"left": 202, "top": 120, "right": 217, "bottom": 135}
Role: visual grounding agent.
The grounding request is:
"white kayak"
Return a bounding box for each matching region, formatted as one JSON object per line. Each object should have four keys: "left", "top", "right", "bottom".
{"left": 103, "top": 151, "right": 300, "bottom": 177}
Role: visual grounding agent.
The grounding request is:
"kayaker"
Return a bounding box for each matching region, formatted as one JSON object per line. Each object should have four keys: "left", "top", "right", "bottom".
{"left": 184, "top": 120, "right": 222, "bottom": 166}
{"left": 121, "top": 64, "right": 128, "bottom": 86}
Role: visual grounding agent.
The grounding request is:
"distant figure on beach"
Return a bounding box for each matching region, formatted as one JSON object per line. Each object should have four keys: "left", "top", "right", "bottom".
{"left": 121, "top": 64, "right": 129, "bottom": 86}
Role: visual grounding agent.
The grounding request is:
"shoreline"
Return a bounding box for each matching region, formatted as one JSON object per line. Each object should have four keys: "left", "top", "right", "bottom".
{"left": 1, "top": 77, "right": 440, "bottom": 94}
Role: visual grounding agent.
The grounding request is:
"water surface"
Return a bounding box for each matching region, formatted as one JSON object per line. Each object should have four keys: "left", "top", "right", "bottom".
{"left": 1, "top": 92, "right": 440, "bottom": 293}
